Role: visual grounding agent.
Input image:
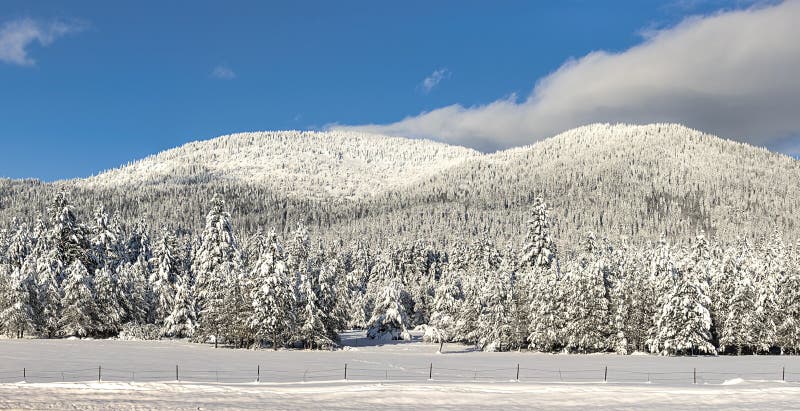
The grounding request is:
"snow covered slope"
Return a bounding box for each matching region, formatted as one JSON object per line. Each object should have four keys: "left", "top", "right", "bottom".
{"left": 2, "top": 123, "right": 798, "bottom": 244}
{"left": 373, "top": 123, "right": 800, "bottom": 243}
{"left": 79, "top": 130, "right": 480, "bottom": 199}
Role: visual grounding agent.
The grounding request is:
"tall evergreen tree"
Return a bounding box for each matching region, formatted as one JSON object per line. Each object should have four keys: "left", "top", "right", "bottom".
{"left": 650, "top": 257, "right": 716, "bottom": 356}
{"left": 564, "top": 257, "right": 612, "bottom": 352}
{"left": 89, "top": 206, "right": 123, "bottom": 269}
{"left": 249, "top": 231, "right": 294, "bottom": 348}
{"left": 0, "top": 266, "right": 35, "bottom": 338}
{"left": 367, "top": 281, "right": 411, "bottom": 341}
{"left": 286, "top": 223, "right": 311, "bottom": 303}
{"left": 47, "top": 192, "right": 90, "bottom": 270}
{"left": 59, "top": 260, "right": 98, "bottom": 337}
{"left": 119, "top": 257, "right": 151, "bottom": 325}
{"left": 192, "top": 195, "right": 240, "bottom": 342}
{"left": 317, "top": 252, "right": 344, "bottom": 343}
{"left": 5, "top": 224, "right": 31, "bottom": 272}
{"left": 195, "top": 261, "right": 234, "bottom": 347}
{"left": 151, "top": 230, "right": 182, "bottom": 326}
{"left": 719, "top": 269, "right": 757, "bottom": 354}
{"left": 94, "top": 266, "right": 124, "bottom": 335}
{"left": 342, "top": 242, "right": 371, "bottom": 329}
{"left": 192, "top": 195, "right": 239, "bottom": 312}
{"left": 425, "top": 267, "right": 461, "bottom": 351}
{"left": 36, "top": 257, "right": 63, "bottom": 338}
{"left": 777, "top": 262, "right": 800, "bottom": 353}
{"left": 297, "top": 267, "right": 334, "bottom": 348}
{"left": 520, "top": 197, "right": 556, "bottom": 270}
{"left": 163, "top": 274, "right": 196, "bottom": 338}
{"left": 477, "top": 260, "right": 514, "bottom": 351}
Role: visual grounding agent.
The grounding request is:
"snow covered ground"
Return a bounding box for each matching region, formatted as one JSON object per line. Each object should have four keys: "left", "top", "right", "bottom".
{"left": 0, "top": 332, "right": 798, "bottom": 409}
{"left": 2, "top": 380, "right": 799, "bottom": 410}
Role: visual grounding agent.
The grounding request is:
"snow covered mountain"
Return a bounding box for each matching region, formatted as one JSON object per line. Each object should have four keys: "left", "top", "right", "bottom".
{"left": 394, "top": 123, "right": 800, "bottom": 241}
{"left": 79, "top": 130, "right": 480, "bottom": 200}
{"left": 323, "top": 123, "right": 800, "bottom": 245}
{"left": 1, "top": 123, "right": 798, "bottom": 246}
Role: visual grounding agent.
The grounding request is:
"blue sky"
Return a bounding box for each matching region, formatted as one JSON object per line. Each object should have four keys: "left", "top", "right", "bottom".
{"left": 0, "top": 1, "right": 797, "bottom": 180}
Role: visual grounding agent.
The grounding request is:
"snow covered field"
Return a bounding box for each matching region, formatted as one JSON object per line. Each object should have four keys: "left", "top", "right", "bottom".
{"left": 2, "top": 380, "right": 800, "bottom": 410}
{"left": 0, "top": 332, "right": 799, "bottom": 409}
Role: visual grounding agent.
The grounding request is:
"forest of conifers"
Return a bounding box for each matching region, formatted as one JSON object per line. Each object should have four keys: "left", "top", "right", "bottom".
{"left": 0, "top": 190, "right": 798, "bottom": 356}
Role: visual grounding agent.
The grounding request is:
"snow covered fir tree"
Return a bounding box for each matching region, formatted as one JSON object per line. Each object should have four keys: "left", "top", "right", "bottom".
{"left": 0, "top": 187, "right": 799, "bottom": 356}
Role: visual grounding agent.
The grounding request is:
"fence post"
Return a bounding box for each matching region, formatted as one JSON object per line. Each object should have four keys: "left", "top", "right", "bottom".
{"left": 429, "top": 363, "right": 433, "bottom": 380}
{"left": 344, "top": 363, "right": 347, "bottom": 381}
{"left": 558, "top": 369, "right": 563, "bottom": 382}
{"left": 516, "top": 364, "right": 520, "bottom": 381}
{"left": 782, "top": 366, "right": 785, "bottom": 381}
{"left": 604, "top": 366, "right": 608, "bottom": 382}
{"left": 23, "top": 368, "right": 26, "bottom": 382}
{"left": 176, "top": 364, "right": 179, "bottom": 382}
{"left": 257, "top": 365, "right": 260, "bottom": 383}
{"left": 98, "top": 365, "right": 102, "bottom": 382}
{"left": 693, "top": 368, "right": 697, "bottom": 384}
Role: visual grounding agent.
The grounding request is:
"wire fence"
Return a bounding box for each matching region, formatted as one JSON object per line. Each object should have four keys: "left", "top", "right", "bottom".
{"left": 0, "top": 364, "right": 798, "bottom": 385}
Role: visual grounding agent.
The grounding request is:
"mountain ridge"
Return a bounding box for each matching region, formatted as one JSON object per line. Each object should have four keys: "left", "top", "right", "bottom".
{"left": 1, "top": 123, "right": 797, "bottom": 247}
{"left": 75, "top": 123, "right": 800, "bottom": 192}
{"left": 78, "top": 130, "right": 481, "bottom": 200}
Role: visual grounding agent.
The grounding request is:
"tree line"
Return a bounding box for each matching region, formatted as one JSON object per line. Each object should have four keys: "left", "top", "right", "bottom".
{"left": 0, "top": 192, "right": 798, "bottom": 355}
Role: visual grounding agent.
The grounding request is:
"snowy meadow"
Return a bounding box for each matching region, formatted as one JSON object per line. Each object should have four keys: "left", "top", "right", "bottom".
{"left": 0, "top": 333, "right": 799, "bottom": 410}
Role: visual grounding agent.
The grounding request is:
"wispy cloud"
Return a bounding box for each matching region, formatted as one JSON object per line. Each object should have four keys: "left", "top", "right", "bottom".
{"left": 419, "top": 68, "right": 450, "bottom": 94}
{"left": 661, "top": 0, "right": 775, "bottom": 13}
{"left": 337, "top": 1, "right": 800, "bottom": 153}
{"left": 211, "top": 65, "right": 236, "bottom": 80}
{"left": 0, "top": 18, "right": 83, "bottom": 66}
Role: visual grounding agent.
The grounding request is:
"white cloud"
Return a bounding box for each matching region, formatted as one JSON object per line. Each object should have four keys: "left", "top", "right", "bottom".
{"left": 0, "top": 18, "right": 81, "bottom": 66}
{"left": 211, "top": 65, "right": 236, "bottom": 80}
{"left": 420, "top": 68, "right": 450, "bottom": 94}
{"left": 337, "top": 1, "right": 800, "bottom": 153}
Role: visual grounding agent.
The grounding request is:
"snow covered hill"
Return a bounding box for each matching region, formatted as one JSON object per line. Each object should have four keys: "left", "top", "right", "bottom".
{"left": 1, "top": 123, "right": 798, "bottom": 245}
{"left": 79, "top": 130, "right": 480, "bottom": 199}
{"left": 386, "top": 123, "right": 800, "bottom": 242}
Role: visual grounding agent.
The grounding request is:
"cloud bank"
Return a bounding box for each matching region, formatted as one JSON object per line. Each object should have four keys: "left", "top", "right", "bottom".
{"left": 336, "top": 1, "right": 800, "bottom": 154}
{"left": 0, "top": 18, "right": 81, "bottom": 66}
